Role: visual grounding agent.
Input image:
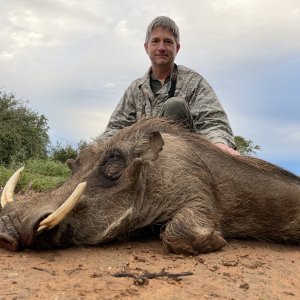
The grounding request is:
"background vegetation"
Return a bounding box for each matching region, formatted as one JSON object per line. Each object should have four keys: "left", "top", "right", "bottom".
{"left": 0, "top": 159, "right": 70, "bottom": 192}
{"left": 234, "top": 136, "right": 261, "bottom": 156}
{"left": 0, "top": 91, "right": 49, "bottom": 167}
{"left": 0, "top": 90, "right": 82, "bottom": 192}
{"left": 0, "top": 90, "right": 260, "bottom": 193}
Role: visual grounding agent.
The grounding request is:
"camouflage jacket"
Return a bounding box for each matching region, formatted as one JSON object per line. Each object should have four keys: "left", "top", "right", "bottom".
{"left": 98, "top": 65, "right": 236, "bottom": 148}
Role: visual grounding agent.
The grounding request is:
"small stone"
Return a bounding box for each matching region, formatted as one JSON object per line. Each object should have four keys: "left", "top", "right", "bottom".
{"left": 239, "top": 283, "right": 249, "bottom": 290}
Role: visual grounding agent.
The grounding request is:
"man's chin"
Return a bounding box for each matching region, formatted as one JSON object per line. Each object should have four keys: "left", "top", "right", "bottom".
{"left": 153, "top": 59, "right": 171, "bottom": 66}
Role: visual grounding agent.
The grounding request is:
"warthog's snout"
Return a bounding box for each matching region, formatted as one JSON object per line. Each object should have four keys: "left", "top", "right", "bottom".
{"left": 0, "top": 215, "right": 20, "bottom": 251}
{"left": 0, "top": 167, "right": 87, "bottom": 251}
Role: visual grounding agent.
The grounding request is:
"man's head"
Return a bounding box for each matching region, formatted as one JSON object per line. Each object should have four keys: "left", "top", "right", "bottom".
{"left": 144, "top": 16, "right": 180, "bottom": 69}
{"left": 145, "top": 16, "right": 180, "bottom": 44}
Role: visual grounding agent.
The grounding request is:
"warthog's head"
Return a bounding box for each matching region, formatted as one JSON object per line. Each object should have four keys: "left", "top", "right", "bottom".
{"left": 0, "top": 165, "right": 87, "bottom": 250}
{"left": 0, "top": 121, "right": 166, "bottom": 251}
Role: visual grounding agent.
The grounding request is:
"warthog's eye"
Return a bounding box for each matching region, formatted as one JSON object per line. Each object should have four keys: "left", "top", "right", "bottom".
{"left": 99, "top": 149, "right": 126, "bottom": 181}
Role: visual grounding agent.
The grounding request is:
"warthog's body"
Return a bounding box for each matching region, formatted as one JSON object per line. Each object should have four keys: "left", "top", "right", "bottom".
{"left": 0, "top": 118, "right": 300, "bottom": 253}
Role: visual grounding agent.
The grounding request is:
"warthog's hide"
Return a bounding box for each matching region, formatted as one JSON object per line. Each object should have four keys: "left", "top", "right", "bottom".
{"left": 0, "top": 118, "right": 299, "bottom": 254}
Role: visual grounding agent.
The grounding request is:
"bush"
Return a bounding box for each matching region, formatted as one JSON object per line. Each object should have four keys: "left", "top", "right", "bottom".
{"left": 49, "top": 140, "right": 89, "bottom": 163}
{"left": 0, "top": 159, "right": 70, "bottom": 193}
{"left": 0, "top": 165, "right": 12, "bottom": 188}
{"left": 49, "top": 143, "right": 78, "bottom": 164}
{"left": 0, "top": 91, "right": 49, "bottom": 167}
{"left": 234, "top": 136, "right": 261, "bottom": 156}
{"left": 26, "top": 158, "right": 70, "bottom": 177}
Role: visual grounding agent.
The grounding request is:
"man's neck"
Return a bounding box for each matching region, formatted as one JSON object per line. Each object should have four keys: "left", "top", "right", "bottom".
{"left": 151, "top": 64, "right": 174, "bottom": 81}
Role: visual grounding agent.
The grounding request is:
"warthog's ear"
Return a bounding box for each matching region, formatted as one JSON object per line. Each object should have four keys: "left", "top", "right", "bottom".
{"left": 134, "top": 131, "right": 164, "bottom": 162}
{"left": 66, "top": 159, "right": 75, "bottom": 170}
{"left": 66, "top": 158, "right": 80, "bottom": 175}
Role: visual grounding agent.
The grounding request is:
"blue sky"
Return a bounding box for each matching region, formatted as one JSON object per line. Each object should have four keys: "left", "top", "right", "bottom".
{"left": 0, "top": 0, "right": 299, "bottom": 175}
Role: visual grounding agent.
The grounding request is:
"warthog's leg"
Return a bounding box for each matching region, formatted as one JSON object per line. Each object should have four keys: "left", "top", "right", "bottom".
{"left": 161, "top": 207, "right": 226, "bottom": 254}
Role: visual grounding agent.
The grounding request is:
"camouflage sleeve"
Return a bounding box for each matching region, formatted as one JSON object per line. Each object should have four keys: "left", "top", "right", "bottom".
{"left": 190, "top": 77, "right": 237, "bottom": 149}
{"left": 96, "top": 84, "right": 137, "bottom": 143}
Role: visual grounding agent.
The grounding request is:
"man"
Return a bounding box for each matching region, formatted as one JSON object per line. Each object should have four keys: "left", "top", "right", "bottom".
{"left": 99, "top": 16, "right": 240, "bottom": 156}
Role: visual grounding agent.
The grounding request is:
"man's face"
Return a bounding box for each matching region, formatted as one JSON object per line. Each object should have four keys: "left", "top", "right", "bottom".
{"left": 144, "top": 27, "right": 180, "bottom": 68}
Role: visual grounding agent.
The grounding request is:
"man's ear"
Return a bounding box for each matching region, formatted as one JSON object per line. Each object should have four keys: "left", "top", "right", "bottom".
{"left": 176, "top": 43, "right": 180, "bottom": 54}
{"left": 134, "top": 131, "right": 164, "bottom": 162}
{"left": 144, "top": 42, "right": 149, "bottom": 55}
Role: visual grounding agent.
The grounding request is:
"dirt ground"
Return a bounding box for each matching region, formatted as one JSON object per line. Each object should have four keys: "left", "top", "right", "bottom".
{"left": 0, "top": 237, "right": 299, "bottom": 300}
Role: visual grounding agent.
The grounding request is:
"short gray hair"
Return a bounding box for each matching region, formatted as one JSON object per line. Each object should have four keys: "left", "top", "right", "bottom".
{"left": 145, "top": 16, "right": 180, "bottom": 44}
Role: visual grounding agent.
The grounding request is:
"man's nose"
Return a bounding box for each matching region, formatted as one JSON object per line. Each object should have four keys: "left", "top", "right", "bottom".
{"left": 157, "top": 41, "right": 166, "bottom": 50}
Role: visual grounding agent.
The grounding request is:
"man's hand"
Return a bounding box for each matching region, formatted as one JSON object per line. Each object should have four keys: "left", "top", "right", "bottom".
{"left": 215, "top": 143, "right": 241, "bottom": 156}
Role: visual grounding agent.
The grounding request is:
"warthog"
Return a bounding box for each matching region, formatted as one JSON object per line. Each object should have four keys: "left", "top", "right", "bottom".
{"left": 0, "top": 118, "right": 299, "bottom": 254}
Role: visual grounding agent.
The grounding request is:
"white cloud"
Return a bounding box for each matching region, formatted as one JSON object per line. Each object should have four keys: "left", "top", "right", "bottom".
{"left": 11, "top": 31, "right": 55, "bottom": 48}
{"left": 0, "top": 51, "right": 14, "bottom": 61}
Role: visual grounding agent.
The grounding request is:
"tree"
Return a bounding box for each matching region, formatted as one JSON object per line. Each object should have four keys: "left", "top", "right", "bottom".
{"left": 49, "top": 140, "right": 88, "bottom": 163}
{"left": 0, "top": 91, "right": 50, "bottom": 166}
{"left": 49, "top": 143, "right": 78, "bottom": 163}
{"left": 234, "top": 135, "right": 261, "bottom": 156}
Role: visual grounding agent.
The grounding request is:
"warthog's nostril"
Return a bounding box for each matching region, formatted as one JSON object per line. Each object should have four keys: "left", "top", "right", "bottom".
{"left": 0, "top": 233, "right": 19, "bottom": 251}
{"left": 0, "top": 215, "right": 21, "bottom": 251}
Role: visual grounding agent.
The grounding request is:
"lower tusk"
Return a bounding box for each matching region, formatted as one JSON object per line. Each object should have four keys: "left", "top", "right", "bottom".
{"left": 1, "top": 166, "right": 25, "bottom": 208}
{"left": 37, "top": 182, "right": 87, "bottom": 233}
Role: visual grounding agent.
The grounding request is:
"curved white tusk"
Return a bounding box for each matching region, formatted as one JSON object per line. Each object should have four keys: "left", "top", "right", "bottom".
{"left": 37, "top": 182, "right": 87, "bottom": 233}
{"left": 1, "top": 166, "right": 25, "bottom": 208}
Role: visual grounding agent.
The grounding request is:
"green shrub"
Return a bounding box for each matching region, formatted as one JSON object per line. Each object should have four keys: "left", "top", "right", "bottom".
{"left": 0, "top": 159, "right": 70, "bottom": 193}
{"left": 0, "top": 165, "right": 13, "bottom": 187}
{"left": 234, "top": 136, "right": 261, "bottom": 156}
{"left": 26, "top": 158, "right": 70, "bottom": 177}
{"left": 0, "top": 91, "right": 49, "bottom": 167}
{"left": 49, "top": 143, "right": 78, "bottom": 163}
